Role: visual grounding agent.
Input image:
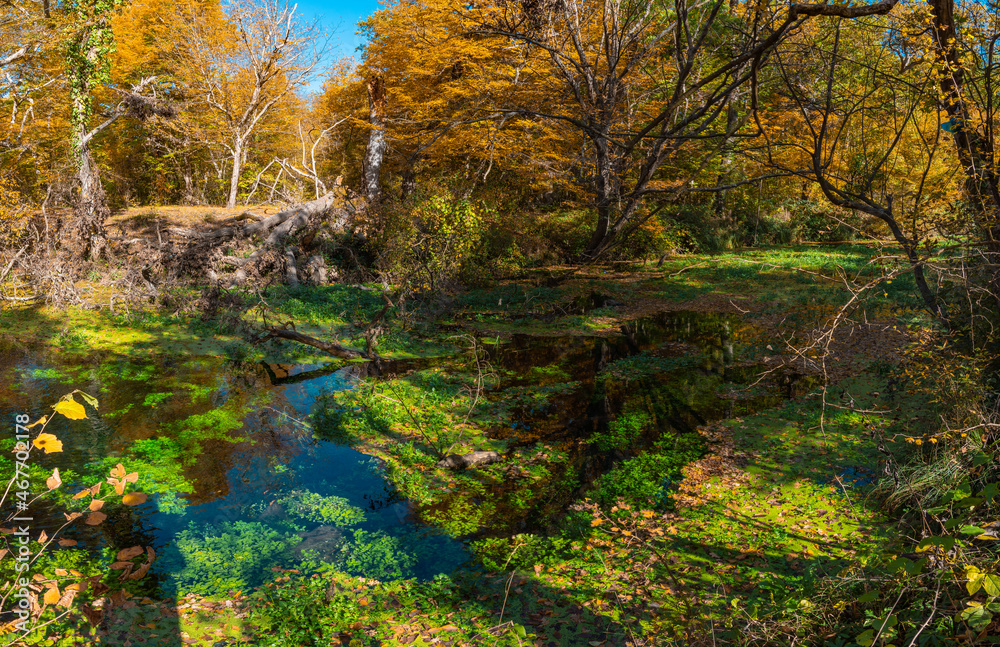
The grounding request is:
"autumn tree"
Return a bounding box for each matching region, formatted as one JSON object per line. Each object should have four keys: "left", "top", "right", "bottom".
{"left": 456, "top": 0, "right": 904, "bottom": 259}
{"left": 170, "top": 0, "right": 323, "bottom": 208}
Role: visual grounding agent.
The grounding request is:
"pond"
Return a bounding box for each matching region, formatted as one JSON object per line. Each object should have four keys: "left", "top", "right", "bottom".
{"left": 0, "top": 309, "right": 809, "bottom": 600}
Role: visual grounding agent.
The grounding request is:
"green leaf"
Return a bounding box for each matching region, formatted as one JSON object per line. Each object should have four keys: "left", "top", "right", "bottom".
{"left": 512, "top": 624, "right": 527, "bottom": 639}
{"left": 960, "top": 525, "right": 986, "bottom": 535}
{"left": 75, "top": 390, "right": 99, "bottom": 410}
{"left": 918, "top": 536, "right": 956, "bottom": 552}
{"left": 856, "top": 629, "right": 875, "bottom": 647}
{"left": 858, "top": 591, "right": 879, "bottom": 603}
{"left": 885, "top": 557, "right": 923, "bottom": 576}
{"left": 874, "top": 614, "right": 898, "bottom": 630}
{"left": 944, "top": 518, "right": 964, "bottom": 530}
{"left": 984, "top": 574, "right": 1000, "bottom": 598}
{"left": 959, "top": 604, "right": 993, "bottom": 632}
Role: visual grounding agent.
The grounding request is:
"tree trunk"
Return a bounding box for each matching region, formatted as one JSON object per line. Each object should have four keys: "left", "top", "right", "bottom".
{"left": 69, "top": 88, "right": 108, "bottom": 262}
{"left": 227, "top": 137, "right": 245, "bottom": 209}
{"left": 363, "top": 76, "right": 386, "bottom": 205}
{"left": 928, "top": 0, "right": 1000, "bottom": 315}
{"left": 582, "top": 135, "right": 616, "bottom": 259}
{"left": 712, "top": 99, "right": 741, "bottom": 223}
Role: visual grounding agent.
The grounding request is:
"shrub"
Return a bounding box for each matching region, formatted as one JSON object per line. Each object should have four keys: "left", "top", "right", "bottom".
{"left": 786, "top": 199, "right": 862, "bottom": 242}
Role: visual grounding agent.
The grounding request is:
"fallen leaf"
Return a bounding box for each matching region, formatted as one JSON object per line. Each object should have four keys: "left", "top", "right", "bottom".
{"left": 117, "top": 546, "right": 144, "bottom": 561}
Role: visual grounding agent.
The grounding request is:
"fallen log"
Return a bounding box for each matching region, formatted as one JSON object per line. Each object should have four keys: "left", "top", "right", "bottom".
{"left": 264, "top": 327, "right": 369, "bottom": 360}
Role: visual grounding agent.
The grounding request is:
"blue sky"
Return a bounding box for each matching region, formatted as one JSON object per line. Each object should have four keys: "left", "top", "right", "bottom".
{"left": 293, "top": 0, "right": 384, "bottom": 93}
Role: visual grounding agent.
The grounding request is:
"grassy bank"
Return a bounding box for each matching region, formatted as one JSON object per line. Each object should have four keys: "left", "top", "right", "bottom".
{"left": 6, "top": 243, "right": 992, "bottom": 646}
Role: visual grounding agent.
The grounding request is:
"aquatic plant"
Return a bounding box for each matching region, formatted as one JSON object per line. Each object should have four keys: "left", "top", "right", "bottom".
{"left": 342, "top": 530, "right": 417, "bottom": 581}
{"left": 275, "top": 490, "right": 366, "bottom": 527}
{"left": 593, "top": 433, "right": 706, "bottom": 510}
{"left": 159, "top": 520, "right": 303, "bottom": 596}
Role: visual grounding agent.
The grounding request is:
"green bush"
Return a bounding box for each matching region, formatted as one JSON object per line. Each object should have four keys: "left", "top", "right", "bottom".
{"left": 472, "top": 532, "right": 577, "bottom": 571}
{"left": 786, "top": 199, "right": 861, "bottom": 242}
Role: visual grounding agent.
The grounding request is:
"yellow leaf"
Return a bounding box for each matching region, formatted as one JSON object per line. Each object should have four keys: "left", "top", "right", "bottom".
{"left": 43, "top": 587, "right": 60, "bottom": 606}
{"left": 53, "top": 398, "right": 86, "bottom": 420}
{"left": 110, "top": 463, "right": 127, "bottom": 479}
{"left": 89, "top": 499, "right": 104, "bottom": 512}
{"left": 26, "top": 416, "right": 47, "bottom": 429}
{"left": 122, "top": 492, "right": 148, "bottom": 506}
{"left": 108, "top": 478, "right": 125, "bottom": 495}
{"left": 590, "top": 518, "right": 602, "bottom": 526}
{"left": 32, "top": 433, "right": 63, "bottom": 454}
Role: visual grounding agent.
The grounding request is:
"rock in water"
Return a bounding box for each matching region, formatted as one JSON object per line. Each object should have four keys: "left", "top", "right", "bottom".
{"left": 436, "top": 451, "right": 502, "bottom": 470}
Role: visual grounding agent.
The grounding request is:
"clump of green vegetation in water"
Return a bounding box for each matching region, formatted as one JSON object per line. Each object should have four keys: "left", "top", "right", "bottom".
{"left": 26, "top": 367, "right": 73, "bottom": 381}
{"left": 589, "top": 406, "right": 653, "bottom": 451}
{"left": 275, "top": 490, "right": 366, "bottom": 527}
{"left": 142, "top": 391, "right": 173, "bottom": 407}
{"left": 593, "top": 432, "right": 706, "bottom": 509}
{"left": 343, "top": 530, "right": 417, "bottom": 581}
{"left": 160, "top": 521, "right": 303, "bottom": 596}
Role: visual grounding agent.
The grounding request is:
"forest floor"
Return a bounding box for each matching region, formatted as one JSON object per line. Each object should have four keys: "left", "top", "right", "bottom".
{"left": 1, "top": 239, "right": 935, "bottom": 646}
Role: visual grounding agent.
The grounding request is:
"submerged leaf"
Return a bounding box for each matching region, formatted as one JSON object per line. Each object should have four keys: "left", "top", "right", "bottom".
{"left": 117, "top": 546, "right": 144, "bottom": 561}
{"left": 84, "top": 511, "right": 107, "bottom": 526}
